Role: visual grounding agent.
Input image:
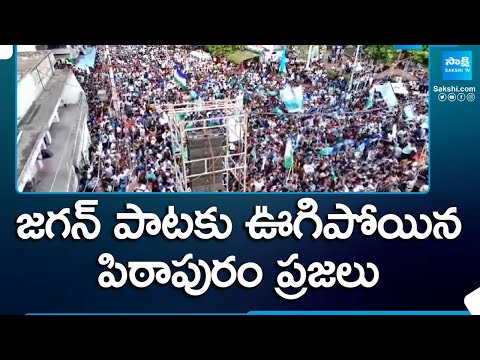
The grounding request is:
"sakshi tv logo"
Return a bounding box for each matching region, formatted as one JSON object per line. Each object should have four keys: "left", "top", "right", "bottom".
{"left": 442, "top": 51, "right": 472, "bottom": 80}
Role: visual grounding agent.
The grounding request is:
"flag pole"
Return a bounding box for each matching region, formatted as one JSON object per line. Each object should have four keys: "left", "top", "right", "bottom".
{"left": 286, "top": 167, "right": 292, "bottom": 182}
{"left": 306, "top": 45, "right": 313, "bottom": 70}
{"left": 348, "top": 45, "right": 361, "bottom": 92}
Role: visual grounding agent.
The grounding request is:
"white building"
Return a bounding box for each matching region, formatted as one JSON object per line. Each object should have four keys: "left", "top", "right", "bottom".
{"left": 17, "top": 50, "right": 91, "bottom": 192}
{"left": 245, "top": 45, "right": 284, "bottom": 62}
{"left": 17, "top": 45, "right": 37, "bottom": 53}
{"left": 18, "top": 45, "right": 83, "bottom": 60}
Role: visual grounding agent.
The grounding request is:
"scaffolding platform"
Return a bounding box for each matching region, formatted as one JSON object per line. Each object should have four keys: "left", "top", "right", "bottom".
{"left": 168, "top": 96, "right": 247, "bottom": 192}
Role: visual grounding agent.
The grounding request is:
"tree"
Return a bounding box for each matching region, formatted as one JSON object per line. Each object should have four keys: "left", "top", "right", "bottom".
{"left": 204, "top": 45, "right": 244, "bottom": 58}
{"left": 363, "top": 45, "right": 397, "bottom": 64}
{"left": 407, "top": 45, "right": 429, "bottom": 64}
{"left": 297, "top": 45, "right": 310, "bottom": 60}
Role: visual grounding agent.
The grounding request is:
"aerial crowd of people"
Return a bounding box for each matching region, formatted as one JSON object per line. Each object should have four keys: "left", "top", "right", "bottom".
{"left": 73, "top": 45, "right": 429, "bottom": 192}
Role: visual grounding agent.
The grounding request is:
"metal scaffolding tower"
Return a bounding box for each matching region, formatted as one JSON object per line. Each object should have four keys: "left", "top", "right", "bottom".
{"left": 168, "top": 96, "right": 248, "bottom": 192}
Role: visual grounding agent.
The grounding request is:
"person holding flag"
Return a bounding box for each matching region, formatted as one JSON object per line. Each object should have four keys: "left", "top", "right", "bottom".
{"left": 173, "top": 67, "right": 189, "bottom": 90}
{"left": 284, "top": 133, "right": 294, "bottom": 170}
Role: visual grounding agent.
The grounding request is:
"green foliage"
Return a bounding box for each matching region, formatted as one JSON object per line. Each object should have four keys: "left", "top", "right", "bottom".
{"left": 204, "top": 45, "right": 244, "bottom": 58}
{"left": 364, "top": 45, "right": 429, "bottom": 65}
{"left": 297, "top": 45, "right": 310, "bottom": 60}
{"left": 326, "top": 68, "right": 340, "bottom": 80}
{"left": 364, "top": 45, "right": 397, "bottom": 64}
{"left": 407, "top": 45, "right": 429, "bottom": 64}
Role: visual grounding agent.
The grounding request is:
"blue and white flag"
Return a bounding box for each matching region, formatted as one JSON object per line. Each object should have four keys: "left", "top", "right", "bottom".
{"left": 319, "top": 147, "right": 334, "bottom": 156}
{"left": 365, "top": 86, "right": 375, "bottom": 109}
{"left": 279, "top": 48, "right": 287, "bottom": 74}
{"left": 404, "top": 105, "right": 416, "bottom": 120}
{"left": 259, "top": 118, "right": 269, "bottom": 127}
{"left": 295, "top": 133, "right": 303, "bottom": 149}
{"left": 356, "top": 143, "right": 366, "bottom": 154}
{"left": 375, "top": 82, "right": 398, "bottom": 107}
{"left": 332, "top": 142, "right": 344, "bottom": 154}
{"left": 284, "top": 134, "right": 294, "bottom": 169}
{"left": 273, "top": 107, "right": 284, "bottom": 117}
{"left": 173, "top": 68, "right": 188, "bottom": 90}
{"left": 280, "top": 84, "right": 304, "bottom": 113}
{"left": 189, "top": 90, "right": 198, "bottom": 100}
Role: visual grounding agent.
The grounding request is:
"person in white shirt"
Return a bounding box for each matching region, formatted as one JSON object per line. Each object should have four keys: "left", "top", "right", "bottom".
{"left": 353, "top": 184, "right": 365, "bottom": 192}
{"left": 104, "top": 163, "right": 114, "bottom": 179}
{"left": 253, "top": 178, "right": 264, "bottom": 192}
{"left": 135, "top": 184, "right": 150, "bottom": 192}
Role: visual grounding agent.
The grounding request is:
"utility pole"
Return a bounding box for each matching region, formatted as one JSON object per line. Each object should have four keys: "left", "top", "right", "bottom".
{"left": 348, "top": 45, "right": 361, "bottom": 92}
{"left": 105, "top": 45, "right": 120, "bottom": 114}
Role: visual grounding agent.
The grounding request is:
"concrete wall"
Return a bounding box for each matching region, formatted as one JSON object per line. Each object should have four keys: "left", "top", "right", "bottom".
{"left": 73, "top": 103, "right": 91, "bottom": 168}
{"left": 60, "top": 71, "right": 83, "bottom": 104}
{"left": 63, "top": 92, "right": 90, "bottom": 172}
{"left": 67, "top": 165, "right": 79, "bottom": 192}
{"left": 17, "top": 52, "right": 56, "bottom": 122}
{"left": 17, "top": 135, "right": 45, "bottom": 192}
{"left": 72, "top": 116, "right": 88, "bottom": 167}
{"left": 59, "top": 76, "right": 88, "bottom": 192}
{"left": 81, "top": 121, "right": 91, "bottom": 163}
{"left": 17, "top": 73, "right": 36, "bottom": 120}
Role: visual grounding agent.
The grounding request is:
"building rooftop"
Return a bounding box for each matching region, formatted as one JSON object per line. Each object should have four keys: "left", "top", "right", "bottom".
{"left": 17, "top": 50, "right": 52, "bottom": 81}
{"left": 17, "top": 69, "right": 69, "bottom": 182}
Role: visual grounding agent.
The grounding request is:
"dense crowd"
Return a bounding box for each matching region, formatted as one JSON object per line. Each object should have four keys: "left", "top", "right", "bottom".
{"left": 73, "top": 45, "right": 429, "bottom": 192}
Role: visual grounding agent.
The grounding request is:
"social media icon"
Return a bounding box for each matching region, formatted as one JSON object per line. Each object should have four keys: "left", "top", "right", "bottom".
{"left": 464, "top": 286, "right": 480, "bottom": 315}
{"left": 438, "top": 93, "right": 447, "bottom": 102}
{"left": 457, "top": 93, "right": 466, "bottom": 102}
{"left": 467, "top": 93, "right": 475, "bottom": 102}
{"left": 448, "top": 93, "right": 456, "bottom": 102}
